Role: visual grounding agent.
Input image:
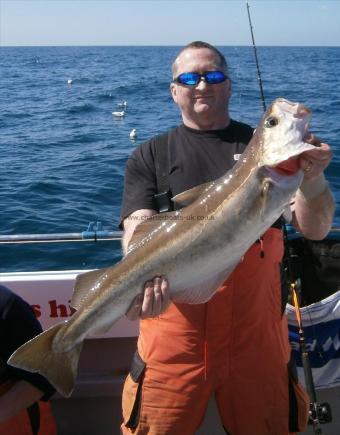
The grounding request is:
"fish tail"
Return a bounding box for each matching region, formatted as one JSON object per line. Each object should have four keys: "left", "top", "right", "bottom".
{"left": 7, "top": 323, "right": 82, "bottom": 397}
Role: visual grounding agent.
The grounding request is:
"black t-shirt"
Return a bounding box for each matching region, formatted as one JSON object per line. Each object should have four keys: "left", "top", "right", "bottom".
{"left": 0, "top": 284, "right": 55, "bottom": 400}
{"left": 120, "top": 120, "right": 254, "bottom": 226}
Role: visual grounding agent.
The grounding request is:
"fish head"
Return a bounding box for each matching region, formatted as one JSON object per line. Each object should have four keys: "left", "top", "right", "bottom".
{"left": 257, "top": 97, "right": 315, "bottom": 171}
{"left": 243, "top": 98, "right": 319, "bottom": 223}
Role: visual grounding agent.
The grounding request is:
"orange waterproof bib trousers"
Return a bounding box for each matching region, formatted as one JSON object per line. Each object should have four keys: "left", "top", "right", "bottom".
{"left": 121, "top": 228, "right": 309, "bottom": 435}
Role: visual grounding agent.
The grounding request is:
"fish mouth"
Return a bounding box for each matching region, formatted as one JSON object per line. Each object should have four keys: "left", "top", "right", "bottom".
{"left": 271, "top": 157, "right": 300, "bottom": 176}
{"left": 264, "top": 164, "right": 303, "bottom": 187}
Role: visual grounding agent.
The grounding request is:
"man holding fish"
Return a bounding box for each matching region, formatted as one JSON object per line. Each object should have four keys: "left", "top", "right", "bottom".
{"left": 7, "top": 40, "right": 335, "bottom": 435}
{"left": 120, "top": 41, "right": 334, "bottom": 434}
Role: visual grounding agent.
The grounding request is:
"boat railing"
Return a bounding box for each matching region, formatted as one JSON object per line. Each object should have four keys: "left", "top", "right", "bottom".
{"left": 0, "top": 221, "right": 123, "bottom": 244}
{"left": 0, "top": 222, "right": 339, "bottom": 245}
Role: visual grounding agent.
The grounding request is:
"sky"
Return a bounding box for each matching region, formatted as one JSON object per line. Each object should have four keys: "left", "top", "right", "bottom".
{"left": 0, "top": 0, "right": 339, "bottom": 47}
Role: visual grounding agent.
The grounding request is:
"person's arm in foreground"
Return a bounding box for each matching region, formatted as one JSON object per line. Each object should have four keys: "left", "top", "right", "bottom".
{"left": 0, "top": 381, "right": 44, "bottom": 423}
{"left": 123, "top": 209, "right": 171, "bottom": 320}
{"left": 0, "top": 286, "right": 56, "bottom": 424}
{"left": 292, "top": 134, "right": 335, "bottom": 239}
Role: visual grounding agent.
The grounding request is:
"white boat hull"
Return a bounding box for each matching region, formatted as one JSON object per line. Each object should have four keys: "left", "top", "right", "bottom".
{"left": 1, "top": 270, "right": 339, "bottom": 434}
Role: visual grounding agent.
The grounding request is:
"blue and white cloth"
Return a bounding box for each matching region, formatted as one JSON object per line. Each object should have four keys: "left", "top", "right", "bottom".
{"left": 286, "top": 290, "right": 340, "bottom": 389}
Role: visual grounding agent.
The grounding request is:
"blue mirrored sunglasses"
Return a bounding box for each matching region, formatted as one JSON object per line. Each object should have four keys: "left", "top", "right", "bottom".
{"left": 173, "top": 71, "right": 227, "bottom": 86}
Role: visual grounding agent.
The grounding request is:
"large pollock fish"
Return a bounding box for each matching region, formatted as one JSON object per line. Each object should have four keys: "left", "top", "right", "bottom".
{"left": 9, "top": 98, "right": 316, "bottom": 397}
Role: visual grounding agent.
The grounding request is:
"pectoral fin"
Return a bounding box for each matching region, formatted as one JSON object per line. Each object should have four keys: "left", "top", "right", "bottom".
{"left": 128, "top": 179, "right": 221, "bottom": 252}
{"left": 172, "top": 181, "right": 214, "bottom": 208}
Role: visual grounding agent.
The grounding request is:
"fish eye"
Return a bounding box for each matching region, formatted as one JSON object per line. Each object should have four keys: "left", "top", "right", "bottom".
{"left": 264, "top": 116, "right": 279, "bottom": 128}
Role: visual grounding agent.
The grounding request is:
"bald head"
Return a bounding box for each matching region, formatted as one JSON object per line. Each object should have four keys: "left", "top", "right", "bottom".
{"left": 172, "top": 41, "right": 228, "bottom": 79}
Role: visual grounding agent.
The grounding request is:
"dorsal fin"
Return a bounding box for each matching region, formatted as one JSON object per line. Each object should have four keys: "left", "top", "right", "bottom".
{"left": 127, "top": 211, "right": 178, "bottom": 253}
{"left": 71, "top": 268, "right": 109, "bottom": 309}
{"left": 172, "top": 181, "right": 214, "bottom": 208}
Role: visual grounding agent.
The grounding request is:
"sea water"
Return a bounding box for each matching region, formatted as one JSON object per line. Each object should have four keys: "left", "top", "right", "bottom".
{"left": 0, "top": 46, "right": 339, "bottom": 272}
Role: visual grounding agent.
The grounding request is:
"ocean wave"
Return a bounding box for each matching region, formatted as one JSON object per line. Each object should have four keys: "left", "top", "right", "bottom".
{"left": 2, "top": 112, "right": 32, "bottom": 119}
{"left": 66, "top": 103, "right": 97, "bottom": 114}
{"left": 94, "top": 92, "right": 115, "bottom": 102}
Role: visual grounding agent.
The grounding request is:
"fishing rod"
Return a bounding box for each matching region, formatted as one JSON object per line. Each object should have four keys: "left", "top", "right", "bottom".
{"left": 245, "top": 2, "right": 331, "bottom": 433}
{"left": 245, "top": 1, "right": 266, "bottom": 112}
{"left": 290, "top": 280, "right": 332, "bottom": 434}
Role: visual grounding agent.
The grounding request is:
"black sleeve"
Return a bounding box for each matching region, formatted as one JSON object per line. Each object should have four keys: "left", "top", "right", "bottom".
{"left": 3, "top": 296, "right": 56, "bottom": 400}
{"left": 119, "top": 140, "right": 158, "bottom": 228}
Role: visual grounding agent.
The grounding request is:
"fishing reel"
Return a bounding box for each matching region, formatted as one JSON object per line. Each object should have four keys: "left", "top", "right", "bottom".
{"left": 309, "top": 401, "right": 332, "bottom": 426}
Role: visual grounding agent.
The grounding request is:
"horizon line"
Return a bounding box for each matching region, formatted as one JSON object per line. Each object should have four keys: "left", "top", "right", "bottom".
{"left": 1, "top": 44, "right": 339, "bottom": 48}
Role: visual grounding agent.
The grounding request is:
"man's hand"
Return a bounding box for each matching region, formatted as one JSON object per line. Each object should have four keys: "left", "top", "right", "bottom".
{"left": 126, "top": 276, "right": 171, "bottom": 320}
{"left": 292, "top": 133, "right": 335, "bottom": 240}
{"left": 300, "top": 134, "right": 332, "bottom": 180}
